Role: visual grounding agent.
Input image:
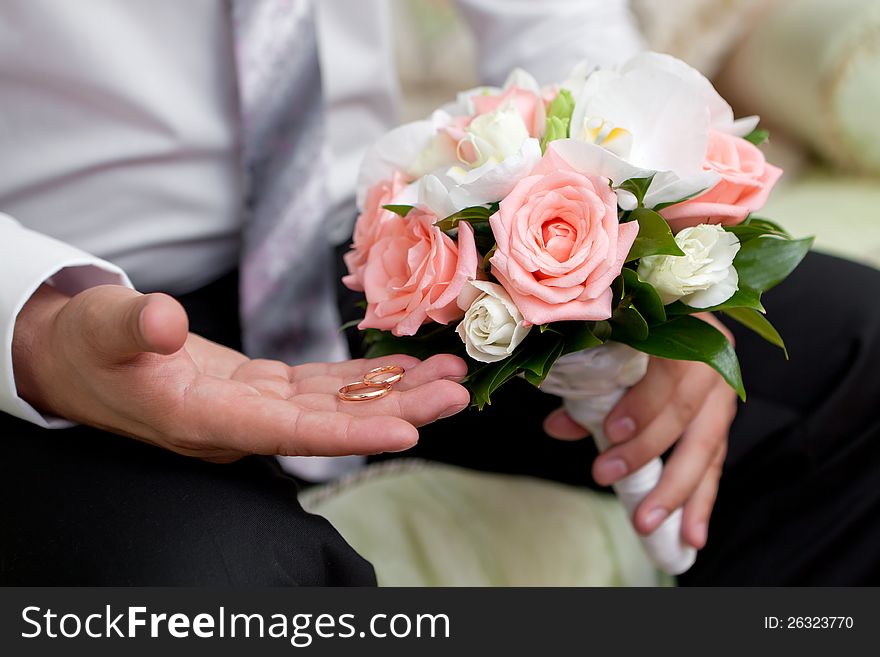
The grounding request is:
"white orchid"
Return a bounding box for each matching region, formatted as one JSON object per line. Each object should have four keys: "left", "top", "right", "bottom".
{"left": 625, "top": 52, "right": 758, "bottom": 137}
{"left": 558, "top": 52, "right": 761, "bottom": 210}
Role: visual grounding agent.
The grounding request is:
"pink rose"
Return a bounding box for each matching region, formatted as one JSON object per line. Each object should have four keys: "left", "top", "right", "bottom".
{"left": 489, "top": 153, "right": 639, "bottom": 325}
{"left": 472, "top": 86, "right": 546, "bottom": 138}
{"left": 343, "top": 173, "right": 407, "bottom": 292}
{"left": 661, "top": 129, "right": 783, "bottom": 232}
{"left": 359, "top": 209, "right": 479, "bottom": 337}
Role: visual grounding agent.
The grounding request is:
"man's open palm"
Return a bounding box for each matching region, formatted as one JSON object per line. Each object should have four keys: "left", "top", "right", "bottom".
{"left": 14, "top": 285, "right": 470, "bottom": 462}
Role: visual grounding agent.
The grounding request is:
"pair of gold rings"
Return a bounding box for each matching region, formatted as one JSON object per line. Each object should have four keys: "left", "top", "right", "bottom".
{"left": 338, "top": 364, "right": 406, "bottom": 402}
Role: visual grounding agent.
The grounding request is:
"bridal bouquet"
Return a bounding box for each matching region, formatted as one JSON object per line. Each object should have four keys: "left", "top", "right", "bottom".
{"left": 342, "top": 52, "right": 811, "bottom": 574}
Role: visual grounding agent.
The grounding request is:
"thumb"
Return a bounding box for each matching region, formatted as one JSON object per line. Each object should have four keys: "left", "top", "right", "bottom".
{"left": 543, "top": 406, "right": 590, "bottom": 441}
{"left": 80, "top": 286, "right": 189, "bottom": 360}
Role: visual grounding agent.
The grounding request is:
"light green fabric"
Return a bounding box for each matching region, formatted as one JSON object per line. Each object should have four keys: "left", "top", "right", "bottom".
{"left": 302, "top": 461, "right": 672, "bottom": 587}
{"left": 724, "top": 0, "right": 880, "bottom": 175}
{"left": 765, "top": 168, "right": 880, "bottom": 269}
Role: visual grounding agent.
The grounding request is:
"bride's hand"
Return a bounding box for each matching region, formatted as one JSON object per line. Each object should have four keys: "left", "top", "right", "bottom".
{"left": 542, "top": 313, "right": 737, "bottom": 550}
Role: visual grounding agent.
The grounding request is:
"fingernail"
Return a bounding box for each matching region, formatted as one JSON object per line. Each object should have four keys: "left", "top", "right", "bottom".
{"left": 693, "top": 521, "right": 708, "bottom": 548}
{"left": 439, "top": 403, "right": 468, "bottom": 419}
{"left": 596, "top": 457, "right": 627, "bottom": 483}
{"left": 607, "top": 416, "right": 636, "bottom": 443}
{"left": 645, "top": 507, "right": 669, "bottom": 532}
{"left": 388, "top": 442, "right": 417, "bottom": 453}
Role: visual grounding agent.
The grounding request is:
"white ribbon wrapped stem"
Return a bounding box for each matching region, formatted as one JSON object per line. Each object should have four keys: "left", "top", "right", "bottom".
{"left": 541, "top": 342, "right": 697, "bottom": 575}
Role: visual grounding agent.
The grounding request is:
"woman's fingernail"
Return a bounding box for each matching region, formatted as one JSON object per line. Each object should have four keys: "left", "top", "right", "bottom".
{"left": 693, "top": 521, "right": 708, "bottom": 548}
{"left": 607, "top": 416, "right": 636, "bottom": 442}
{"left": 644, "top": 507, "right": 669, "bottom": 532}
{"left": 596, "top": 457, "right": 627, "bottom": 483}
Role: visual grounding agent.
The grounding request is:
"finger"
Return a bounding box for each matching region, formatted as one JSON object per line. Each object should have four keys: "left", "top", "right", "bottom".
{"left": 593, "top": 364, "right": 722, "bottom": 486}
{"left": 78, "top": 286, "right": 188, "bottom": 360}
{"left": 287, "top": 354, "right": 468, "bottom": 393}
{"left": 186, "top": 389, "right": 421, "bottom": 456}
{"left": 682, "top": 444, "right": 727, "bottom": 549}
{"left": 391, "top": 354, "right": 469, "bottom": 390}
{"left": 294, "top": 379, "right": 471, "bottom": 427}
{"left": 633, "top": 384, "right": 734, "bottom": 537}
{"left": 290, "top": 354, "right": 423, "bottom": 382}
{"left": 139, "top": 293, "right": 189, "bottom": 354}
{"left": 593, "top": 404, "right": 683, "bottom": 486}
{"left": 603, "top": 358, "right": 679, "bottom": 444}
{"left": 543, "top": 407, "right": 590, "bottom": 440}
{"left": 290, "top": 354, "right": 467, "bottom": 383}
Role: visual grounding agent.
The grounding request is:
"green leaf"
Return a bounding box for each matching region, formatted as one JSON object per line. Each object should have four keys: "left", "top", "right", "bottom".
{"left": 666, "top": 285, "right": 765, "bottom": 315}
{"left": 621, "top": 268, "right": 666, "bottom": 324}
{"left": 611, "top": 304, "right": 650, "bottom": 342}
{"left": 435, "top": 204, "right": 497, "bottom": 231}
{"left": 615, "top": 316, "right": 745, "bottom": 400}
{"left": 619, "top": 175, "right": 655, "bottom": 208}
{"left": 744, "top": 128, "right": 770, "bottom": 146}
{"left": 467, "top": 350, "right": 527, "bottom": 410}
{"left": 734, "top": 235, "right": 813, "bottom": 293}
{"left": 363, "top": 325, "right": 463, "bottom": 360}
{"left": 610, "top": 270, "right": 625, "bottom": 303}
{"left": 540, "top": 89, "right": 575, "bottom": 152}
{"left": 555, "top": 321, "right": 604, "bottom": 355}
{"left": 521, "top": 335, "right": 565, "bottom": 387}
{"left": 722, "top": 307, "right": 788, "bottom": 358}
{"left": 382, "top": 204, "right": 415, "bottom": 217}
{"left": 725, "top": 216, "right": 791, "bottom": 242}
{"left": 625, "top": 208, "right": 685, "bottom": 262}
{"left": 338, "top": 318, "right": 363, "bottom": 333}
{"left": 481, "top": 244, "right": 497, "bottom": 272}
{"left": 593, "top": 320, "right": 612, "bottom": 342}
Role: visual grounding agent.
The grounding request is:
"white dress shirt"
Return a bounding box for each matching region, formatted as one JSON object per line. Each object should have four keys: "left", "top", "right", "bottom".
{"left": 0, "top": 0, "right": 644, "bottom": 432}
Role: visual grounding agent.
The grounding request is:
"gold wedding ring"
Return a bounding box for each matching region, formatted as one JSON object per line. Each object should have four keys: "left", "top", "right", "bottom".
{"left": 338, "top": 381, "right": 393, "bottom": 402}
{"left": 363, "top": 364, "right": 406, "bottom": 386}
{"left": 338, "top": 364, "right": 406, "bottom": 401}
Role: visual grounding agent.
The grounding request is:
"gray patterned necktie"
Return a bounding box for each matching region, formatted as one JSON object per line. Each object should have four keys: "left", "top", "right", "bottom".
{"left": 232, "top": 0, "right": 347, "bottom": 365}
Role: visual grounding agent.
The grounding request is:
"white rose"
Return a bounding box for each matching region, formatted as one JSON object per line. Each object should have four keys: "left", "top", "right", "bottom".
{"left": 456, "top": 281, "right": 532, "bottom": 363}
{"left": 418, "top": 138, "right": 541, "bottom": 219}
{"left": 638, "top": 224, "right": 741, "bottom": 308}
{"left": 452, "top": 101, "right": 530, "bottom": 172}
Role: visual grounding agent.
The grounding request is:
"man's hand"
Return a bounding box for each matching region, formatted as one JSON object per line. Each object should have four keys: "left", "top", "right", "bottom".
{"left": 13, "top": 284, "right": 470, "bottom": 462}
{"left": 543, "top": 314, "right": 737, "bottom": 550}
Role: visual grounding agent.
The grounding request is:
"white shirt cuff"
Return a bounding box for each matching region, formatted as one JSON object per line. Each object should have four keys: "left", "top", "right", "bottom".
{"left": 0, "top": 212, "right": 133, "bottom": 428}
